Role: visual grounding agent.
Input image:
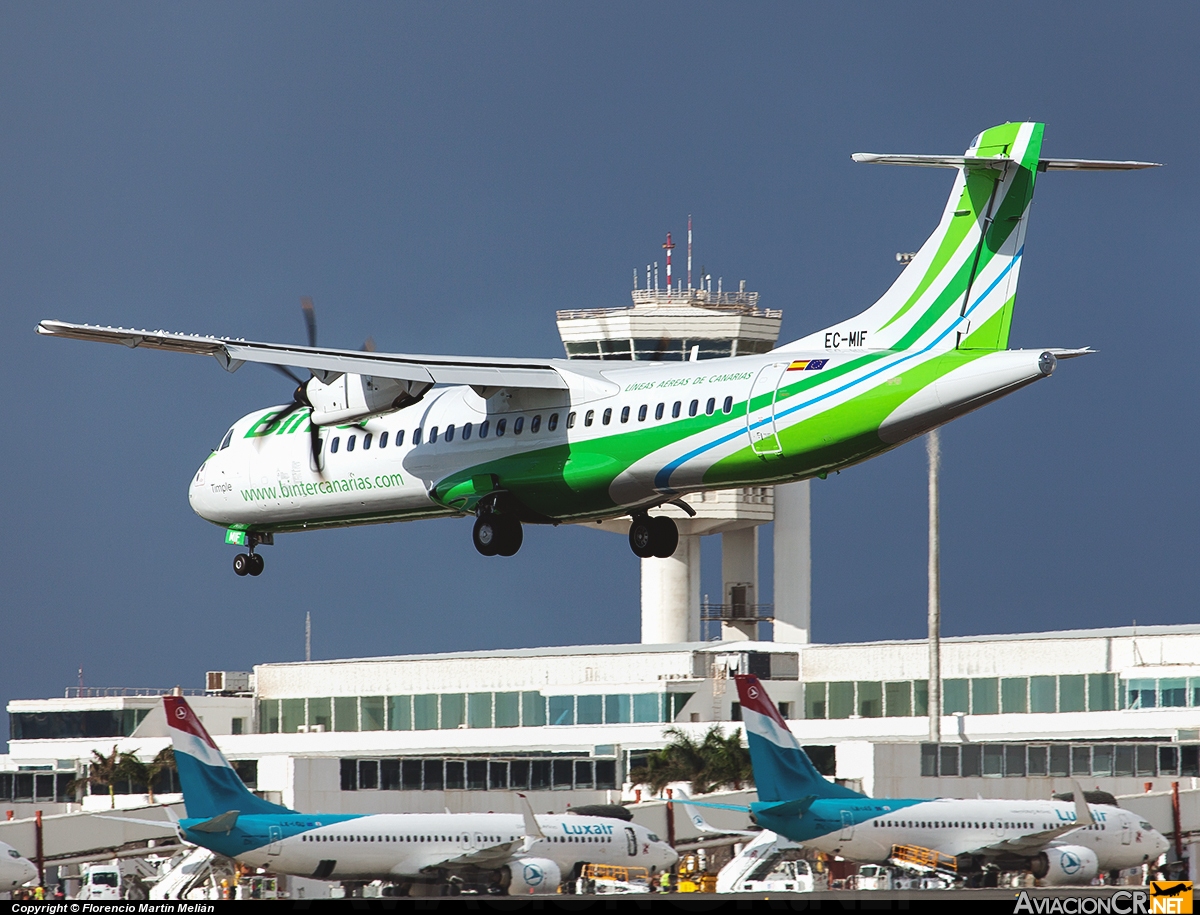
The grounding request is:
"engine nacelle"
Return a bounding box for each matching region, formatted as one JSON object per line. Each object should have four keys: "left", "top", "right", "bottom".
{"left": 1030, "top": 845, "right": 1099, "bottom": 886}
{"left": 503, "top": 858, "right": 562, "bottom": 895}
{"left": 306, "top": 373, "right": 431, "bottom": 426}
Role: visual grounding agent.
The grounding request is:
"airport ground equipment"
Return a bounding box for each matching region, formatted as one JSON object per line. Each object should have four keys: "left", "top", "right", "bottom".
{"left": 574, "top": 864, "right": 650, "bottom": 894}
{"left": 38, "top": 123, "right": 1157, "bottom": 575}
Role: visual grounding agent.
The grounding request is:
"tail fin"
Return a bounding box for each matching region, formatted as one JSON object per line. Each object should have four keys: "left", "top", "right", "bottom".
{"left": 780, "top": 122, "right": 1045, "bottom": 355}
{"left": 735, "top": 675, "right": 863, "bottom": 802}
{"left": 164, "top": 695, "right": 292, "bottom": 818}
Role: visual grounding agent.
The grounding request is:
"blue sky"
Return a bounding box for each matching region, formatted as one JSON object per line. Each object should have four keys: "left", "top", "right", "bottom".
{"left": 1, "top": 3, "right": 1195, "bottom": 722}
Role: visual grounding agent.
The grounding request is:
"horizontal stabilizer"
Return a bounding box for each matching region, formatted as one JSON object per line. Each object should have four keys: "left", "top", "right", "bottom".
{"left": 190, "top": 810, "right": 239, "bottom": 834}
{"left": 753, "top": 796, "right": 818, "bottom": 820}
{"left": 852, "top": 153, "right": 1160, "bottom": 171}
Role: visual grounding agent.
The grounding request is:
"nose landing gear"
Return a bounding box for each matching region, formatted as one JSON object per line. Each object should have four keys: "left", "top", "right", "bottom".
{"left": 628, "top": 514, "right": 679, "bottom": 559}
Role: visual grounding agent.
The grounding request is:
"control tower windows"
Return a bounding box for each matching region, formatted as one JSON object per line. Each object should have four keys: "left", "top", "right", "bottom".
{"left": 620, "top": 406, "right": 630, "bottom": 423}
{"left": 638, "top": 405, "right": 648, "bottom": 421}
{"left": 688, "top": 400, "right": 698, "bottom": 417}
{"left": 602, "top": 408, "right": 612, "bottom": 425}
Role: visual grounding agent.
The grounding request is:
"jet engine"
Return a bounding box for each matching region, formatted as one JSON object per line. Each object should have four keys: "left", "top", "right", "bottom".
{"left": 306, "top": 373, "right": 431, "bottom": 426}
{"left": 1030, "top": 845, "right": 1099, "bottom": 885}
{"left": 502, "top": 858, "right": 562, "bottom": 895}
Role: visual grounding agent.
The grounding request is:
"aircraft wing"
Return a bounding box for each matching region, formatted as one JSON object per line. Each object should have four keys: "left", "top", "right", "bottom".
{"left": 424, "top": 840, "right": 522, "bottom": 871}
{"left": 36, "top": 321, "right": 568, "bottom": 391}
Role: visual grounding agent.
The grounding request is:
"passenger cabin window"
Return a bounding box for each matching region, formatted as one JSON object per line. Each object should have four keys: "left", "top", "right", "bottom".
{"left": 672, "top": 401, "right": 681, "bottom": 418}
{"left": 396, "top": 430, "right": 405, "bottom": 446}
{"left": 513, "top": 417, "right": 524, "bottom": 434}
{"left": 566, "top": 412, "right": 575, "bottom": 429}
{"left": 479, "top": 420, "right": 489, "bottom": 438}
{"left": 429, "top": 426, "right": 438, "bottom": 443}
{"left": 530, "top": 415, "right": 541, "bottom": 433}
{"left": 548, "top": 413, "right": 558, "bottom": 431}
{"left": 445, "top": 424, "right": 455, "bottom": 442}
{"left": 654, "top": 403, "right": 664, "bottom": 420}
{"left": 496, "top": 418, "right": 507, "bottom": 436}
{"left": 638, "top": 405, "right": 648, "bottom": 422}
{"left": 462, "top": 423, "right": 472, "bottom": 440}
{"left": 723, "top": 396, "right": 733, "bottom": 414}
{"left": 620, "top": 406, "right": 630, "bottom": 423}
{"left": 706, "top": 398, "right": 715, "bottom": 415}
{"left": 330, "top": 437, "right": 340, "bottom": 454}
{"left": 689, "top": 400, "right": 698, "bottom": 417}
{"left": 347, "top": 434, "right": 356, "bottom": 452}
{"left": 602, "top": 408, "right": 612, "bottom": 425}
{"left": 412, "top": 429, "right": 422, "bottom": 445}
{"left": 219, "top": 428, "right": 235, "bottom": 450}
{"left": 584, "top": 410, "right": 594, "bottom": 427}
{"left": 379, "top": 431, "right": 389, "bottom": 448}
{"left": 363, "top": 432, "right": 373, "bottom": 450}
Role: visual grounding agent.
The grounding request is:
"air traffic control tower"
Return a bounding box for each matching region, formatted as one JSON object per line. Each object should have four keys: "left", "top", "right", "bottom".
{"left": 555, "top": 231, "right": 812, "bottom": 646}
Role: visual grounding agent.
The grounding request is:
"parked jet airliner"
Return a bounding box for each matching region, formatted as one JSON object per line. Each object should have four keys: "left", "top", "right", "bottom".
{"left": 0, "top": 841, "right": 38, "bottom": 893}
{"left": 156, "top": 695, "right": 674, "bottom": 895}
{"left": 686, "top": 676, "right": 1169, "bottom": 886}
{"left": 38, "top": 123, "right": 1157, "bottom": 574}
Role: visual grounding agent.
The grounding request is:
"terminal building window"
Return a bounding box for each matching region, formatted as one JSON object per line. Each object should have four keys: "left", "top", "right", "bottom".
{"left": 922, "top": 742, "right": 1198, "bottom": 779}
{"left": 339, "top": 754, "right": 619, "bottom": 792}
{"left": 258, "top": 690, "right": 685, "bottom": 734}
{"left": 797, "top": 674, "right": 1129, "bottom": 720}
{"left": 10, "top": 708, "right": 150, "bottom": 741}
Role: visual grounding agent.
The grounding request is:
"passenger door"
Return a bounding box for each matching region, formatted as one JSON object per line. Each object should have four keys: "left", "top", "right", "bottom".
{"left": 747, "top": 363, "right": 788, "bottom": 456}
{"left": 840, "top": 810, "right": 855, "bottom": 841}
{"left": 625, "top": 827, "right": 638, "bottom": 857}
{"left": 267, "top": 825, "right": 283, "bottom": 856}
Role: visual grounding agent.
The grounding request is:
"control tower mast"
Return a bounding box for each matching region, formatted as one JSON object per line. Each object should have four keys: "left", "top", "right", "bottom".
{"left": 555, "top": 230, "right": 812, "bottom": 645}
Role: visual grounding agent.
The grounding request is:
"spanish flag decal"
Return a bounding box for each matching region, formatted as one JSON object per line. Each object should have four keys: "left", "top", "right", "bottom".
{"left": 787, "top": 358, "right": 829, "bottom": 371}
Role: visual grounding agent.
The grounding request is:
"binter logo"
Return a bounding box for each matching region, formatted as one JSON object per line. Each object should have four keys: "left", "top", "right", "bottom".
{"left": 1150, "top": 882, "right": 1193, "bottom": 915}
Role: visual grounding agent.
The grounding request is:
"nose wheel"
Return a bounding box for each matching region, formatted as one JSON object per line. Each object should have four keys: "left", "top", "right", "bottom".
{"left": 234, "top": 552, "right": 265, "bottom": 576}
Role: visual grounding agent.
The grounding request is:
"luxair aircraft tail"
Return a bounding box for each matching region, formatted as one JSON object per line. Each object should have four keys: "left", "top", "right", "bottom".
{"left": 164, "top": 695, "right": 292, "bottom": 819}
{"left": 734, "top": 674, "right": 863, "bottom": 804}
{"left": 780, "top": 122, "right": 1155, "bottom": 356}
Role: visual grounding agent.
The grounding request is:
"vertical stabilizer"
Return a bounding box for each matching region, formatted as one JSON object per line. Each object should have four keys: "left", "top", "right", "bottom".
{"left": 164, "top": 695, "right": 292, "bottom": 818}
{"left": 735, "top": 675, "right": 863, "bottom": 802}
{"left": 779, "top": 122, "right": 1044, "bottom": 355}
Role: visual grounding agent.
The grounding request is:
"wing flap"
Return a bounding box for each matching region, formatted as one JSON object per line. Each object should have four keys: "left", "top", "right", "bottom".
{"left": 427, "top": 840, "right": 520, "bottom": 871}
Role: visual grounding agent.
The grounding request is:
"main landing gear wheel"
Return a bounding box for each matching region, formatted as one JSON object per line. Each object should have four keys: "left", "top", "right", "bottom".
{"left": 233, "top": 553, "right": 265, "bottom": 576}
{"left": 473, "top": 515, "right": 523, "bottom": 557}
{"left": 628, "top": 514, "right": 678, "bottom": 559}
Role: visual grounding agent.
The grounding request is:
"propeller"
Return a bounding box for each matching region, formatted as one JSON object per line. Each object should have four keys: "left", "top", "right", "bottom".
{"left": 260, "top": 297, "right": 322, "bottom": 466}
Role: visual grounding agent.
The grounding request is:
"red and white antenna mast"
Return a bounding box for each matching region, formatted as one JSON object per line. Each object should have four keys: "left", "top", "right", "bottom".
{"left": 663, "top": 232, "right": 675, "bottom": 297}
{"left": 687, "top": 215, "right": 692, "bottom": 291}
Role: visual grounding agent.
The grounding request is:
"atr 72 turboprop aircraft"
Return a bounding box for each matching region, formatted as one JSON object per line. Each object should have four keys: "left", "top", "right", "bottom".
{"left": 38, "top": 122, "right": 1157, "bottom": 575}
{"left": 690, "top": 676, "right": 1169, "bottom": 886}
{"left": 154, "top": 695, "right": 674, "bottom": 895}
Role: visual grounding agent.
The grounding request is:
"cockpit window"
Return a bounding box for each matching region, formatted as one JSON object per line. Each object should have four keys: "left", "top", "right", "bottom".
{"left": 219, "top": 427, "right": 235, "bottom": 450}
{"left": 6, "top": 849, "right": 18, "bottom": 858}
{"left": 648, "top": 833, "right": 660, "bottom": 842}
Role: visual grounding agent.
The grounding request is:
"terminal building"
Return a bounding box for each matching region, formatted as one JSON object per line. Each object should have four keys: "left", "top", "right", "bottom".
{"left": 2, "top": 240, "right": 1197, "bottom": 880}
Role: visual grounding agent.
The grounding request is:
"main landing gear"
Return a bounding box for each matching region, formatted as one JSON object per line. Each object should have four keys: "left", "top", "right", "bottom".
{"left": 628, "top": 513, "right": 679, "bottom": 559}
{"left": 233, "top": 551, "right": 264, "bottom": 576}
{"left": 473, "top": 513, "right": 523, "bottom": 557}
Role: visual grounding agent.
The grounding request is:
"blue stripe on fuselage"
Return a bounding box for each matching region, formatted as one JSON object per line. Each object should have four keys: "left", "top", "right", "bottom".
{"left": 181, "top": 813, "right": 366, "bottom": 859}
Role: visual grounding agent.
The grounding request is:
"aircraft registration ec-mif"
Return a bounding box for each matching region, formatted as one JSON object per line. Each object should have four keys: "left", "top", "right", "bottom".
{"left": 39, "top": 122, "right": 1158, "bottom": 575}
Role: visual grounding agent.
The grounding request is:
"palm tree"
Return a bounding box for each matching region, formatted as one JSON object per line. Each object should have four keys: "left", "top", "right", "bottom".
{"left": 69, "top": 747, "right": 128, "bottom": 808}
{"left": 630, "top": 725, "right": 753, "bottom": 796}
{"left": 145, "top": 747, "right": 176, "bottom": 804}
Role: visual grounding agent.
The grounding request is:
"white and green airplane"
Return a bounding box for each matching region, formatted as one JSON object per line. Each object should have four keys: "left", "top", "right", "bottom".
{"left": 39, "top": 122, "right": 1156, "bottom": 576}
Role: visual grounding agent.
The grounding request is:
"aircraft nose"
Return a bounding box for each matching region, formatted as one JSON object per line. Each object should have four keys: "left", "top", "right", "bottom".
{"left": 23, "top": 861, "right": 38, "bottom": 885}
